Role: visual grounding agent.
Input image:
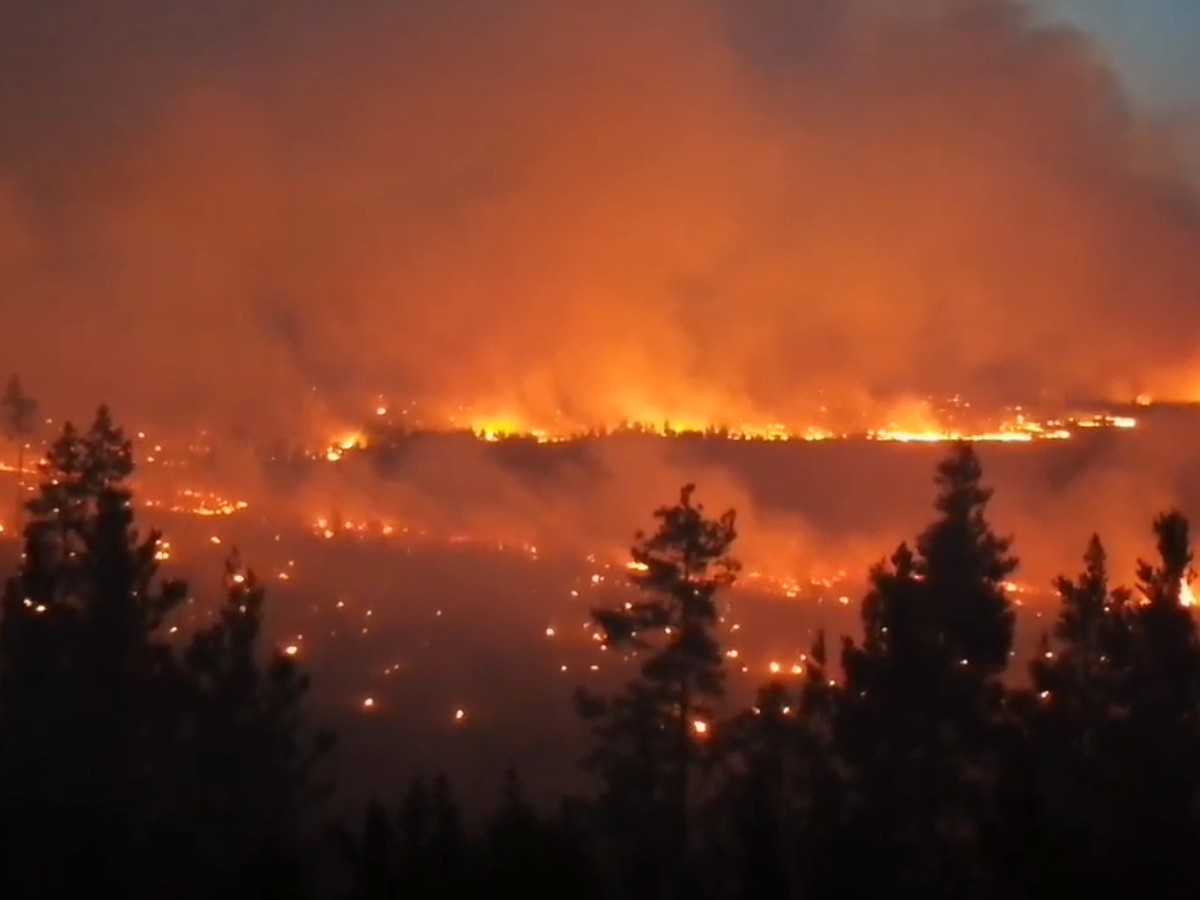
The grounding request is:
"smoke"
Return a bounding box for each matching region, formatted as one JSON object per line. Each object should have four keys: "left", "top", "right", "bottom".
{"left": 4, "top": 0, "right": 1200, "bottom": 599}
{"left": 0, "top": 0, "right": 1197, "bottom": 434}
{"left": 168, "top": 417, "right": 1200, "bottom": 602}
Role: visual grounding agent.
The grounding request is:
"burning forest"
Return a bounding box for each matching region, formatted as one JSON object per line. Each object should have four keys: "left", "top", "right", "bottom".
{"left": 2, "top": 0, "right": 1200, "bottom": 896}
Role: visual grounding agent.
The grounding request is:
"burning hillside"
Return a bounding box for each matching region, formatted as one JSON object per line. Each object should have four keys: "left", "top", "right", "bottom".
{"left": 311, "top": 396, "right": 1139, "bottom": 459}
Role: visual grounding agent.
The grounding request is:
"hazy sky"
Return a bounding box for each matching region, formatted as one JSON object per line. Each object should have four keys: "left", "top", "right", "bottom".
{"left": 1037, "top": 0, "right": 1199, "bottom": 109}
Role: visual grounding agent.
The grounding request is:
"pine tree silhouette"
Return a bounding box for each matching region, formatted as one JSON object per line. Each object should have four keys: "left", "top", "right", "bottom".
{"left": 0, "top": 407, "right": 335, "bottom": 897}
{"left": 1116, "top": 511, "right": 1200, "bottom": 896}
{"left": 0, "top": 406, "right": 187, "bottom": 894}
{"left": 179, "top": 553, "right": 335, "bottom": 894}
{"left": 1010, "top": 535, "right": 1134, "bottom": 895}
{"left": 1015, "top": 515, "right": 1200, "bottom": 899}
{"left": 715, "top": 630, "right": 839, "bottom": 899}
{"left": 1035, "top": 536, "right": 1131, "bottom": 780}
{"left": 577, "top": 484, "right": 738, "bottom": 898}
{"left": 838, "top": 443, "right": 1016, "bottom": 897}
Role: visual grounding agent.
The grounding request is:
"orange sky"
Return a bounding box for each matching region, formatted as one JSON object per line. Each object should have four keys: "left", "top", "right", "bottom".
{"left": 0, "top": 0, "right": 1198, "bottom": 437}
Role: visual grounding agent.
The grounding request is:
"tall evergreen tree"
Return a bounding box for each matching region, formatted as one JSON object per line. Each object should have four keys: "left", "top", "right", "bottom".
{"left": 0, "top": 406, "right": 187, "bottom": 893}
{"left": 1011, "top": 535, "right": 1133, "bottom": 895}
{"left": 838, "top": 443, "right": 1016, "bottom": 897}
{"left": 716, "top": 630, "right": 839, "bottom": 900}
{"left": 1020, "top": 514, "right": 1200, "bottom": 899}
{"left": 1116, "top": 511, "right": 1200, "bottom": 895}
{"left": 1130, "top": 511, "right": 1200, "bottom": 727}
{"left": 179, "top": 554, "right": 335, "bottom": 893}
{"left": 577, "top": 484, "right": 738, "bottom": 897}
{"left": 1029, "top": 535, "right": 1131, "bottom": 786}
{"left": 0, "top": 407, "right": 335, "bottom": 896}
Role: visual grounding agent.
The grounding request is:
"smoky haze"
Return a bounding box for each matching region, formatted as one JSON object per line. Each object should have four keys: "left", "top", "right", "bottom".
{"left": 164, "top": 420, "right": 1199, "bottom": 602}
{"left": 1, "top": 0, "right": 1199, "bottom": 436}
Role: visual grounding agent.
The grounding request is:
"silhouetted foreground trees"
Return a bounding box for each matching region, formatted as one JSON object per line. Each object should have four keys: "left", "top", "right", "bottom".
{"left": 0, "top": 408, "right": 333, "bottom": 897}
{"left": 3, "top": 409, "right": 1200, "bottom": 898}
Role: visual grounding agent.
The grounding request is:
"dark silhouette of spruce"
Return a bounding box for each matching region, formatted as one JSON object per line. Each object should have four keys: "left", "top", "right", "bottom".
{"left": 576, "top": 484, "right": 738, "bottom": 898}
{"left": 0, "top": 407, "right": 332, "bottom": 897}
{"left": 838, "top": 443, "right": 1017, "bottom": 898}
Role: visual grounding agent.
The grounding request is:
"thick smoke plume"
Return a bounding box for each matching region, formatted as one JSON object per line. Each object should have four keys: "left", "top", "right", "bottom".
{"left": 1, "top": 0, "right": 1199, "bottom": 436}
{"left": 4, "top": 0, "right": 1200, "bottom": 599}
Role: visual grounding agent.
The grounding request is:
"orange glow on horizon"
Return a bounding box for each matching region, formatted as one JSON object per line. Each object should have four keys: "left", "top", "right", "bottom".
{"left": 330, "top": 401, "right": 1139, "bottom": 450}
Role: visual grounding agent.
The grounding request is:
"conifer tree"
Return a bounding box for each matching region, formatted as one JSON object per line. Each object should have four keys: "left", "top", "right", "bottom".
{"left": 790, "top": 632, "right": 843, "bottom": 893}
{"left": 0, "top": 406, "right": 187, "bottom": 892}
{"left": 577, "top": 483, "right": 738, "bottom": 896}
{"left": 1035, "top": 536, "right": 1125, "bottom": 687}
{"left": 1014, "top": 535, "right": 1133, "bottom": 894}
{"left": 1029, "top": 535, "right": 1131, "bottom": 771}
{"left": 838, "top": 443, "right": 1016, "bottom": 897}
{"left": 914, "top": 443, "right": 1017, "bottom": 674}
{"left": 0, "top": 407, "right": 334, "bottom": 896}
{"left": 1116, "top": 512, "right": 1200, "bottom": 894}
{"left": 1021, "top": 515, "right": 1200, "bottom": 898}
{"left": 721, "top": 681, "right": 798, "bottom": 899}
{"left": 717, "top": 631, "right": 838, "bottom": 899}
{"left": 576, "top": 677, "right": 679, "bottom": 894}
{"left": 1130, "top": 511, "right": 1200, "bottom": 729}
{"left": 180, "top": 554, "right": 335, "bottom": 887}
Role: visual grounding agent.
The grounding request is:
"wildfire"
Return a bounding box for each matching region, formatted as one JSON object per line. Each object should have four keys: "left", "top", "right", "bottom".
{"left": 325, "top": 432, "right": 369, "bottom": 462}
{"left": 328, "top": 404, "right": 1138, "bottom": 452}
{"left": 143, "top": 489, "right": 249, "bottom": 518}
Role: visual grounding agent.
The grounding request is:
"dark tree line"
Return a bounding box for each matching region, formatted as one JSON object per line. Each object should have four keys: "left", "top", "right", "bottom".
{"left": 0, "top": 406, "right": 334, "bottom": 897}
{"left": 574, "top": 445, "right": 1200, "bottom": 900}
{"left": 2, "top": 403, "right": 1200, "bottom": 898}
